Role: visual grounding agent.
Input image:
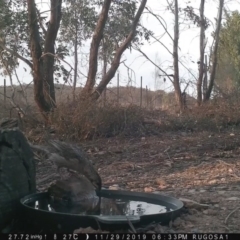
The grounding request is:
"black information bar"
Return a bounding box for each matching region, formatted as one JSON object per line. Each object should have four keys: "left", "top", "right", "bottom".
{"left": 2, "top": 233, "right": 238, "bottom": 240}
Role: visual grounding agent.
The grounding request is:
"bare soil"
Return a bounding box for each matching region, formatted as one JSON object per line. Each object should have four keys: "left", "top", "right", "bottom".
{"left": 36, "top": 129, "right": 240, "bottom": 233}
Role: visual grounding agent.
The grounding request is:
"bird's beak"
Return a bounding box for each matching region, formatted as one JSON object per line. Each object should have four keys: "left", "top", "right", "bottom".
{"left": 92, "top": 181, "right": 100, "bottom": 191}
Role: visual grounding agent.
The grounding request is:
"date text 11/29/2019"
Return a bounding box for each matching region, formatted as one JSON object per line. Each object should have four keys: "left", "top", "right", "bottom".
{"left": 94, "top": 234, "right": 230, "bottom": 240}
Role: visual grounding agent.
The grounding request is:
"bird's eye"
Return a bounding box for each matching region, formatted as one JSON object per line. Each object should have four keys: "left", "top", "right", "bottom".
{"left": 62, "top": 196, "right": 71, "bottom": 205}
{"left": 62, "top": 196, "right": 70, "bottom": 201}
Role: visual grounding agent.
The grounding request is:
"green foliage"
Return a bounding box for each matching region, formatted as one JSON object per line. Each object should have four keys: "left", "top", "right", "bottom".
{"left": 100, "top": 0, "right": 137, "bottom": 63}
{"left": 59, "top": 0, "right": 151, "bottom": 67}
{"left": 102, "top": 0, "right": 151, "bottom": 62}
{"left": 60, "top": 0, "right": 97, "bottom": 46}
{"left": 0, "top": 0, "right": 29, "bottom": 75}
{"left": 0, "top": 0, "right": 149, "bottom": 85}
{"left": 217, "top": 11, "right": 240, "bottom": 88}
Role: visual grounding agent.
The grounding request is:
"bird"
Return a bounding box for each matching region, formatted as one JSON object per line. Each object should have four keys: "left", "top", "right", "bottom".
{"left": 48, "top": 174, "right": 101, "bottom": 214}
{"left": 30, "top": 140, "right": 102, "bottom": 190}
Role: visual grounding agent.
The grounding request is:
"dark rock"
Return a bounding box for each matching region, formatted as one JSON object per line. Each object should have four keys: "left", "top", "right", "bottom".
{"left": 0, "top": 129, "right": 36, "bottom": 231}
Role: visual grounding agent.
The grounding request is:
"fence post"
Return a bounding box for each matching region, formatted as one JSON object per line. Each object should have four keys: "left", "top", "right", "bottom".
{"left": 140, "top": 76, "right": 142, "bottom": 108}
{"left": 146, "top": 85, "right": 148, "bottom": 108}
{"left": 4, "top": 79, "right": 6, "bottom": 107}
{"left": 117, "top": 73, "right": 119, "bottom": 105}
{"left": 103, "top": 88, "right": 106, "bottom": 106}
{"left": 203, "top": 54, "right": 208, "bottom": 100}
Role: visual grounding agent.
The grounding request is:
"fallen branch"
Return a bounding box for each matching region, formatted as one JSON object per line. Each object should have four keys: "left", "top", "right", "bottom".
{"left": 179, "top": 197, "right": 211, "bottom": 209}
{"left": 126, "top": 216, "right": 137, "bottom": 233}
{"left": 143, "top": 118, "right": 162, "bottom": 126}
{"left": 225, "top": 207, "right": 240, "bottom": 225}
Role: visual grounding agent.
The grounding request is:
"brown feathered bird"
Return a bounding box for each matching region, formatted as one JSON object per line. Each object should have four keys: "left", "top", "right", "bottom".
{"left": 48, "top": 174, "right": 100, "bottom": 214}
{"left": 31, "top": 140, "right": 102, "bottom": 190}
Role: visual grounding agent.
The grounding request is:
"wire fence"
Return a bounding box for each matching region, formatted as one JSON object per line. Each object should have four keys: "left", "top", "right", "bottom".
{"left": 0, "top": 73, "right": 197, "bottom": 118}
{"left": 98, "top": 73, "right": 196, "bottom": 110}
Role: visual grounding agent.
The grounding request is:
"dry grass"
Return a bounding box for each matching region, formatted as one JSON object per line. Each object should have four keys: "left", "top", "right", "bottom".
{"left": 0, "top": 84, "right": 195, "bottom": 114}
{"left": 2, "top": 84, "right": 240, "bottom": 140}
{"left": 181, "top": 95, "right": 240, "bottom": 131}
{"left": 151, "top": 93, "right": 240, "bottom": 133}
{"left": 51, "top": 99, "right": 146, "bottom": 140}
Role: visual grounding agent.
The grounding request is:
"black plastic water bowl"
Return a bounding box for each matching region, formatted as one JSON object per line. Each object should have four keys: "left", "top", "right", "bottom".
{"left": 20, "top": 190, "right": 183, "bottom": 233}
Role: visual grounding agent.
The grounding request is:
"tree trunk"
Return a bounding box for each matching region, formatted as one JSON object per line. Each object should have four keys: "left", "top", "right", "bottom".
{"left": 83, "top": 0, "right": 112, "bottom": 94}
{"left": 27, "top": 0, "right": 62, "bottom": 120}
{"left": 73, "top": 31, "right": 78, "bottom": 100}
{"left": 0, "top": 128, "right": 36, "bottom": 231}
{"left": 173, "top": 0, "right": 183, "bottom": 111}
{"left": 1, "top": 1, "right": 62, "bottom": 121}
{"left": 90, "top": 0, "right": 148, "bottom": 100}
{"left": 42, "top": 0, "right": 62, "bottom": 107}
{"left": 27, "top": 0, "right": 52, "bottom": 116}
{"left": 205, "top": 0, "right": 224, "bottom": 100}
{"left": 197, "top": 0, "right": 205, "bottom": 106}
{"left": 73, "top": 24, "right": 78, "bottom": 101}
{"left": 202, "top": 54, "right": 208, "bottom": 101}
{"left": 102, "top": 38, "right": 107, "bottom": 106}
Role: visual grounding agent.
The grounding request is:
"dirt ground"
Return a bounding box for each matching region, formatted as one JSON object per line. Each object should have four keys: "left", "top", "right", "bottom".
{"left": 35, "top": 129, "right": 240, "bottom": 233}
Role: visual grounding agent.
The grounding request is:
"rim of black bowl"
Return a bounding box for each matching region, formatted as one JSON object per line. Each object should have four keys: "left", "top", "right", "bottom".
{"left": 20, "top": 189, "right": 184, "bottom": 224}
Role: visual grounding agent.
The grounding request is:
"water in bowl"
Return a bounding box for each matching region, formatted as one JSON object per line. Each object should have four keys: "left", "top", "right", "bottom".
{"left": 27, "top": 196, "right": 172, "bottom": 216}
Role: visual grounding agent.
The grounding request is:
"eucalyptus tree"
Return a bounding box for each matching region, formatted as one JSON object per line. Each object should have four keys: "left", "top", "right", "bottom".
{"left": 163, "top": 0, "right": 184, "bottom": 111}
{"left": 83, "top": 0, "right": 148, "bottom": 99}
{"left": 172, "top": 0, "right": 182, "bottom": 110}
{"left": 59, "top": 0, "right": 97, "bottom": 99}
{"left": 60, "top": 0, "right": 147, "bottom": 101}
{"left": 0, "top": 0, "right": 147, "bottom": 121}
{"left": 183, "top": 0, "right": 224, "bottom": 103}
{"left": 214, "top": 10, "right": 240, "bottom": 93}
{"left": 183, "top": 2, "right": 210, "bottom": 105}
{"left": 139, "top": 1, "right": 190, "bottom": 111}
{"left": 99, "top": 0, "right": 137, "bottom": 65}
{"left": 198, "top": 0, "right": 206, "bottom": 105}
{"left": 0, "top": 0, "right": 28, "bottom": 77}
{"left": 98, "top": 1, "right": 135, "bottom": 69}
{"left": 219, "top": 11, "right": 240, "bottom": 71}
{"left": 205, "top": 0, "right": 224, "bottom": 100}
{"left": 0, "top": 0, "right": 63, "bottom": 121}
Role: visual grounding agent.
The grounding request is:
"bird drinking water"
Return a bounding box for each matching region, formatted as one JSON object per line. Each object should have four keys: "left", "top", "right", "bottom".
{"left": 30, "top": 139, "right": 102, "bottom": 190}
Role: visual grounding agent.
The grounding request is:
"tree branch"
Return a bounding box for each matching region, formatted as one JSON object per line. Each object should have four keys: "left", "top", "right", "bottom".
{"left": 139, "top": 24, "right": 197, "bottom": 81}
{"left": 40, "top": 52, "right": 73, "bottom": 86}
{"left": 145, "top": 6, "right": 174, "bottom": 43}
{"left": 134, "top": 46, "right": 173, "bottom": 84}
{"left": 0, "top": 42, "right": 33, "bottom": 69}
{"left": 36, "top": 8, "right": 47, "bottom": 36}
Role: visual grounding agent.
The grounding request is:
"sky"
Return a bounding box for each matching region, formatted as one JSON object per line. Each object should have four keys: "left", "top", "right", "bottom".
{"left": 2, "top": 0, "right": 240, "bottom": 97}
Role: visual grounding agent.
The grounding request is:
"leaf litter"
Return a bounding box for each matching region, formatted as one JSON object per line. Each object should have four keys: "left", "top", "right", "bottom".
{"left": 36, "top": 130, "right": 240, "bottom": 233}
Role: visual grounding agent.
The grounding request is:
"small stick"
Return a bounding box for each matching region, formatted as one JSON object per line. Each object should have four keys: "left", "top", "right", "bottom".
{"left": 225, "top": 207, "right": 240, "bottom": 224}
{"left": 125, "top": 216, "right": 136, "bottom": 233}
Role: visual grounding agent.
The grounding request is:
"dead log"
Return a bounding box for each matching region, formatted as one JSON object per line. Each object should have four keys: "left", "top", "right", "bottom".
{"left": 143, "top": 118, "right": 162, "bottom": 126}
{"left": 0, "top": 129, "right": 36, "bottom": 231}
